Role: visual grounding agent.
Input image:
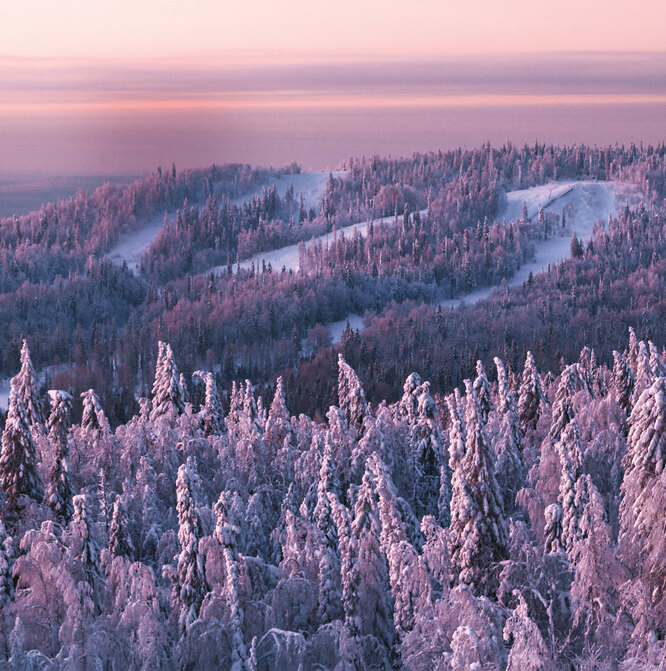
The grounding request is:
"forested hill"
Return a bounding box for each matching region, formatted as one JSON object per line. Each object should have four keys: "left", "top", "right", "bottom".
{"left": 0, "top": 329, "right": 665, "bottom": 668}
{"left": 0, "top": 143, "right": 664, "bottom": 428}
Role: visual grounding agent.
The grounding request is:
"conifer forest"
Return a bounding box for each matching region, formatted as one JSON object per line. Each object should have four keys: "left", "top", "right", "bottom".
{"left": 0, "top": 143, "right": 666, "bottom": 669}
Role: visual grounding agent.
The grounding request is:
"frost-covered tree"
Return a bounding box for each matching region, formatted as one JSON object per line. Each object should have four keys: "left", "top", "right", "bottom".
{"left": 368, "top": 453, "right": 429, "bottom": 637}
{"left": 543, "top": 503, "right": 564, "bottom": 555}
{"left": 14, "top": 340, "right": 44, "bottom": 429}
{"left": 213, "top": 491, "right": 248, "bottom": 671}
{"left": 0, "top": 385, "right": 43, "bottom": 507}
{"left": 633, "top": 341, "right": 654, "bottom": 404}
{"left": 518, "top": 351, "right": 548, "bottom": 431}
{"left": 619, "top": 376, "right": 666, "bottom": 600}
{"left": 473, "top": 360, "right": 493, "bottom": 425}
{"left": 449, "top": 382, "right": 508, "bottom": 596}
{"left": 264, "top": 376, "right": 294, "bottom": 454}
{"left": 337, "top": 354, "right": 368, "bottom": 433}
{"left": 0, "top": 519, "right": 12, "bottom": 606}
{"left": 504, "top": 592, "right": 554, "bottom": 671}
{"left": 446, "top": 390, "right": 466, "bottom": 474}
{"left": 411, "top": 381, "right": 445, "bottom": 519}
{"left": 548, "top": 363, "right": 589, "bottom": 444}
{"left": 569, "top": 474, "right": 618, "bottom": 648}
{"left": 193, "top": 370, "right": 225, "bottom": 436}
{"left": 494, "top": 357, "right": 524, "bottom": 514}
{"left": 45, "top": 390, "right": 73, "bottom": 522}
{"left": 557, "top": 420, "right": 585, "bottom": 559}
{"left": 109, "top": 495, "right": 135, "bottom": 559}
{"left": 166, "top": 460, "right": 207, "bottom": 632}
{"left": 397, "top": 372, "right": 422, "bottom": 425}
{"left": 612, "top": 350, "right": 635, "bottom": 413}
{"left": 80, "top": 388, "right": 110, "bottom": 434}
{"left": 69, "top": 493, "right": 100, "bottom": 585}
{"left": 151, "top": 341, "right": 186, "bottom": 420}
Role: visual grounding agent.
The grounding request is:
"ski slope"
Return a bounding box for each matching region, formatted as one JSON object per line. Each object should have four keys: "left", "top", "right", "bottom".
{"left": 210, "top": 210, "right": 426, "bottom": 276}
{"left": 230, "top": 171, "right": 347, "bottom": 211}
{"left": 107, "top": 171, "right": 347, "bottom": 273}
{"left": 438, "top": 179, "right": 643, "bottom": 309}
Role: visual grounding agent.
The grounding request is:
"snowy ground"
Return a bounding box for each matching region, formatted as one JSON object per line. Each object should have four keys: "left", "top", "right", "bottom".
{"left": 106, "top": 171, "right": 347, "bottom": 273}
{"left": 210, "top": 210, "right": 426, "bottom": 276}
{"left": 438, "top": 179, "right": 643, "bottom": 310}
{"left": 230, "top": 171, "right": 347, "bottom": 211}
{"left": 329, "top": 180, "right": 642, "bottom": 342}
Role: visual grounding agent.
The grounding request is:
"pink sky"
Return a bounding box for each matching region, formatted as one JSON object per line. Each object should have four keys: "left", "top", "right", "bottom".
{"left": 0, "top": 2, "right": 665, "bottom": 175}
{"left": 2, "top": 0, "right": 666, "bottom": 63}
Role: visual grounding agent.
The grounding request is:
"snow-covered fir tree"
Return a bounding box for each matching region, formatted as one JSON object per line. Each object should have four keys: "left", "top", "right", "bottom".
{"left": 337, "top": 354, "right": 368, "bottom": 433}
{"left": 612, "top": 350, "right": 635, "bottom": 413}
{"left": 80, "top": 388, "right": 110, "bottom": 434}
{"left": 449, "top": 381, "right": 508, "bottom": 596}
{"left": 108, "top": 494, "right": 135, "bottom": 559}
{"left": 518, "top": 350, "right": 548, "bottom": 431}
{"left": 472, "top": 360, "right": 493, "bottom": 425}
{"left": 45, "top": 390, "right": 73, "bottom": 522}
{"left": 193, "top": 370, "right": 225, "bottom": 436}
{"left": 0, "top": 385, "right": 43, "bottom": 507}
{"left": 14, "top": 340, "right": 44, "bottom": 430}
{"left": 151, "top": 341, "right": 186, "bottom": 420}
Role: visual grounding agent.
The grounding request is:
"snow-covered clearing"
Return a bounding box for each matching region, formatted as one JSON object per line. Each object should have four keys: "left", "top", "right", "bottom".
{"left": 330, "top": 180, "right": 642, "bottom": 342}
{"left": 438, "top": 180, "right": 643, "bottom": 309}
{"left": 210, "top": 210, "right": 426, "bottom": 276}
{"left": 106, "top": 171, "right": 346, "bottom": 273}
{"left": 230, "top": 171, "right": 347, "bottom": 211}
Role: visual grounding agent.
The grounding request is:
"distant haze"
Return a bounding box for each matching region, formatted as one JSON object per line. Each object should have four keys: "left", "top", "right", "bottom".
{"left": 0, "top": 53, "right": 665, "bottom": 176}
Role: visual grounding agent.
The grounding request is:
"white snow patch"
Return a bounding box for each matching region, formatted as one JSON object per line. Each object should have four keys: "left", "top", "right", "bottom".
{"left": 328, "top": 314, "right": 365, "bottom": 344}
{"left": 106, "top": 212, "right": 168, "bottom": 273}
{"left": 211, "top": 210, "right": 424, "bottom": 276}
{"left": 230, "top": 171, "right": 348, "bottom": 211}
{"left": 106, "top": 171, "right": 347, "bottom": 273}
{"left": 438, "top": 180, "right": 643, "bottom": 309}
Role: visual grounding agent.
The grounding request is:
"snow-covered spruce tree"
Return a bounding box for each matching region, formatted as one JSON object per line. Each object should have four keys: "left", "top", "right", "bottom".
{"left": 14, "top": 339, "right": 44, "bottom": 430}
{"left": 473, "top": 360, "right": 493, "bottom": 426}
{"left": 165, "top": 460, "right": 208, "bottom": 633}
{"left": 569, "top": 474, "right": 618, "bottom": 650}
{"left": 0, "top": 385, "right": 43, "bottom": 508}
{"left": 619, "top": 376, "right": 666, "bottom": 600}
{"left": 151, "top": 341, "right": 186, "bottom": 421}
{"left": 445, "top": 390, "right": 466, "bottom": 474}
{"left": 633, "top": 340, "right": 654, "bottom": 405}
{"left": 518, "top": 351, "right": 548, "bottom": 431}
{"left": 612, "top": 350, "right": 635, "bottom": 413}
{"left": 543, "top": 503, "right": 564, "bottom": 555}
{"left": 396, "top": 372, "right": 422, "bottom": 425}
{"left": 193, "top": 370, "right": 225, "bottom": 436}
{"left": 548, "top": 363, "right": 590, "bottom": 445}
{"left": 264, "top": 376, "right": 294, "bottom": 455}
{"left": 69, "top": 493, "right": 101, "bottom": 584}
{"left": 504, "top": 592, "right": 555, "bottom": 671}
{"left": 648, "top": 341, "right": 665, "bottom": 378}
{"left": 557, "top": 420, "right": 585, "bottom": 560}
{"left": 80, "top": 388, "right": 110, "bottom": 434}
{"left": 337, "top": 354, "right": 368, "bottom": 433}
{"left": 411, "top": 381, "right": 445, "bottom": 519}
{"left": 46, "top": 389, "right": 73, "bottom": 522}
{"left": 494, "top": 357, "right": 524, "bottom": 514}
{"left": 449, "top": 381, "right": 508, "bottom": 596}
{"left": 313, "top": 435, "right": 342, "bottom": 625}
{"left": 351, "top": 468, "right": 394, "bottom": 647}
{"left": 108, "top": 495, "right": 135, "bottom": 560}
{"left": 213, "top": 491, "right": 248, "bottom": 671}
{"left": 367, "top": 453, "right": 428, "bottom": 638}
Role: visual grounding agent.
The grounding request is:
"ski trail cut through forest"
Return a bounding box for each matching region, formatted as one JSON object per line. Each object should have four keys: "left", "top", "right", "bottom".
{"left": 106, "top": 171, "right": 346, "bottom": 273}
{"left": 331, "top": 180, "right": 643, "bottom": 342}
